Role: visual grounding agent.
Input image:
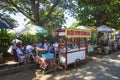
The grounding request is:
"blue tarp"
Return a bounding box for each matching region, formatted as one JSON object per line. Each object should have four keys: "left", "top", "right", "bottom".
{"left": 0, "top": 18, "right": 14, "bottom": 29}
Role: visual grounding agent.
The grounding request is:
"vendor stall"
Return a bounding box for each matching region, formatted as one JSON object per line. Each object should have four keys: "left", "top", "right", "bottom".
{"left": 54, "top": 29, "right": 91, "bottom": 69}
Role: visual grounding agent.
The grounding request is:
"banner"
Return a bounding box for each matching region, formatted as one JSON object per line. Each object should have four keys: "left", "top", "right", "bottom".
{"left": 65, "top": 29, "right": 91, "bottom": 38}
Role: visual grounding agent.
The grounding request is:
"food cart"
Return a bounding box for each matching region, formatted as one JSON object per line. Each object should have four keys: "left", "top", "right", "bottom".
{"left": 54, "top": 28, "right": 91, "bottom": 69}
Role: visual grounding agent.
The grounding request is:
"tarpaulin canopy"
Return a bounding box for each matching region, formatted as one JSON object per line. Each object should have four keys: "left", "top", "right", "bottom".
{"left": 97, "top": 25, "right": 113, "bottom": 32}
{"left": 0, "top": 18, "right": 14, "bottom": 29}
{"left": 16, "top": 24, "right": 48, "bottom": 35}
{"left": 76, "top": 26, "right": 90, "bottom": 30}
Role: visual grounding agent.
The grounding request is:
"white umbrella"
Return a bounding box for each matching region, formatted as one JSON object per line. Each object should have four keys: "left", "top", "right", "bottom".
{"left": 15, "top": 24, "right": 48, "bottom": 35}
{"left": 76, "top": 25, "right": 90, "bottom": 30}
{"left": 97, "top": 25, "right": 112, "bottom": 32}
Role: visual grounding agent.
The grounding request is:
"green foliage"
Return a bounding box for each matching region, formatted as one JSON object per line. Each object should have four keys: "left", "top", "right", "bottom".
{"left": 18, "top": 34, "right": 39, "bottom": 45}
{"left": 0, "top": 29, "right": 11, "bottom": 57}
{"left": 89, "top": 32, "right": 98, "bottom": 44}
{"left": 45, "top": 33, "right": 57, "bottom": 43}
{"left": 69, "top": 21, "right": 79, "bottom": 28}
{"left": 0, "top": 0, "right": 77, "bottom": 33}
{"left": 18, "top": 34, "right": 56, "bottom": 45}
{"left": 76, "top": 0, "right": 120, "bottom": 29}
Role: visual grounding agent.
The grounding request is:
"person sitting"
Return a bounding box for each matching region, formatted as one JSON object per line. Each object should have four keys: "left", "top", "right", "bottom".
{"left": 35, "top": 41, "right": 43, "bottom": 48}
{"left": 16, "top": 43, "right": 26, "bottom": 65}
{"left": 43, "top": 40, "right": 49, "bottom": 53}
{"left": 25, "top": 42, "right": 35, "bottom": 62}
{"left": 48, "top": 42, "right": 54, "bottom": 53}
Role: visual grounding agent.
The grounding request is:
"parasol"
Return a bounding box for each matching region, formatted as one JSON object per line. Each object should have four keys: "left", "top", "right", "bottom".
{"left": 76, "top": 26, "right": 90, "bottom": 30}
{"left": 16, "top": 24, "right": 48, "bottom": 35}
{"left": 97, "top": 25, "right": 112, "bottom": 32}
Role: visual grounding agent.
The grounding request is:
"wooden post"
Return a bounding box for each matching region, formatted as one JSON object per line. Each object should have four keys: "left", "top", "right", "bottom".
{"left": 0, "top": 53, "right": 3, "bottom": 63}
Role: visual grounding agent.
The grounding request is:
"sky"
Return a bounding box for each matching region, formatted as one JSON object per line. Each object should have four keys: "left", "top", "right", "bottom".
{"left": 10, "top": 13, "right": 76, "bottom": 28}
{"left": 10, "top": 13, "right": 29, "bottom": 27}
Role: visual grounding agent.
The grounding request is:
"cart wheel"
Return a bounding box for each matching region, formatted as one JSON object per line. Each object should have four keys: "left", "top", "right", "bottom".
{"left": 74, "top": 59, "right": 81, "bottom": 68}
{"left": 81, "top": 59, "right": 86, "bottom": 64}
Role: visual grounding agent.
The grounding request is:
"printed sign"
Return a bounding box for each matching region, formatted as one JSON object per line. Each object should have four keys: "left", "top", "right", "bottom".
{"left": 65, "top": 29, "right": 91, "bottom": 38}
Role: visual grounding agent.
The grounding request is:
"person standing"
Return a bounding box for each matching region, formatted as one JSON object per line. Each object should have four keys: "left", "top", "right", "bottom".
{"left": 53, "top": 41, "right": 58, "bottom": 58}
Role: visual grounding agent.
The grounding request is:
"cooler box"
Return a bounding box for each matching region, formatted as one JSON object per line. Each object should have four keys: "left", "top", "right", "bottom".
{"left": 42, "top": 53, "right": 54, "bottom": 59}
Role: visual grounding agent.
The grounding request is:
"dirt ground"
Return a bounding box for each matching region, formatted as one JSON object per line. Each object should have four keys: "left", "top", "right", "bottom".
{"left": 1, "top": 52, "right": 119, "bottom": 80}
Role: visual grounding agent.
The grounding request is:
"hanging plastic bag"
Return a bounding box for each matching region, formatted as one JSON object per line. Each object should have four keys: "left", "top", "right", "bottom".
{"left": 7, "top": 46, "right": 13, "bottom": 55}
{"left": 88, "top": 44, "right": 94, "bottom": 53}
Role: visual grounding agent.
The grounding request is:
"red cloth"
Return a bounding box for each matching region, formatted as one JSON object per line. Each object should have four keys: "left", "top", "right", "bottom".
{"left": 85, "top": 44, "right": 88, "bottom": 52}
{"left": 17, "top": 45, "right": 22, "bottom": 48}
{"left": 35, "top": 56, "right": 48, "bottom": 69}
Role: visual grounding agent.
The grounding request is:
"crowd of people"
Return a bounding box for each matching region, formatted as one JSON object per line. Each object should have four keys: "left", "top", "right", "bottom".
{"left": 98, "top": 36, "right": 120, "bottom": 54}
{"left": 9, "top": 36, "right": 58, "bottom": 65}
{"left": 9, "top": 34, "right": 120, "bottom": 65}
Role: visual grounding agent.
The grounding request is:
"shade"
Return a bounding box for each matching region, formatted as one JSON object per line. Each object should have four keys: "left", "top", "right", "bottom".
{"left": 16, "top": 24, "right": 48, "bottom": 35}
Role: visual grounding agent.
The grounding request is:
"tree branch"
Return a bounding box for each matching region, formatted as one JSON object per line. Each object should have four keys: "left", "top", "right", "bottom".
{"left": 5, "top": 0, "right": 35, "bottom": 22}
{"left": 41, "top": 0, "right": 60, "bottom": 26}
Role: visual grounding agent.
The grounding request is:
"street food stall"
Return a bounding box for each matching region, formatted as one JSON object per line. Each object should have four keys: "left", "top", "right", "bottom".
{"left": 54, "top": 28, "right": 91, "bottom": 69}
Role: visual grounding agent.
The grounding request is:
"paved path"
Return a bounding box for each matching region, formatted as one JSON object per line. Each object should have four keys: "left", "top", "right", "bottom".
{"left": 0, "top": 52, "right": 120, "bottom": 80}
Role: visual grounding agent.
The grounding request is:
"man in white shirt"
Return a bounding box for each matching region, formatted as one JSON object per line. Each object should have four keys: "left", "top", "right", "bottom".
{"left": 53, "top": 41, "right": 58, "bottom": 52}
{"left": 26, "top": 44, "right": 34, "bottom": 53}
{"left": 26, "top": 42, "right": 35, "bottom": 59}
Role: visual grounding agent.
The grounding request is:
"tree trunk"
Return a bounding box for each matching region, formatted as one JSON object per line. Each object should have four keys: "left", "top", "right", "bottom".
{"left": 0, "top": 53, "right": 3, "bottom": 63}
{"left": 31, "top": 0, "right": 41, "bottom": 26}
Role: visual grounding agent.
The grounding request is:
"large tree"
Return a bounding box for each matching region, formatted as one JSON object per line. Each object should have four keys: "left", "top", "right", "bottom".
{"left": 76, "top": 0, "right": 120, "bottom": 29}
{"left": 0, "top": 0, "right": 77, "bottom": 30}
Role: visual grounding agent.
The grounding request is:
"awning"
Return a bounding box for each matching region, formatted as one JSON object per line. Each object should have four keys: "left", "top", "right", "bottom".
{"left": 16, "top": 24, "right": 48, "bottom": 35}
{"left": 0, "top": 18, "right": 14, "bottom": 29}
